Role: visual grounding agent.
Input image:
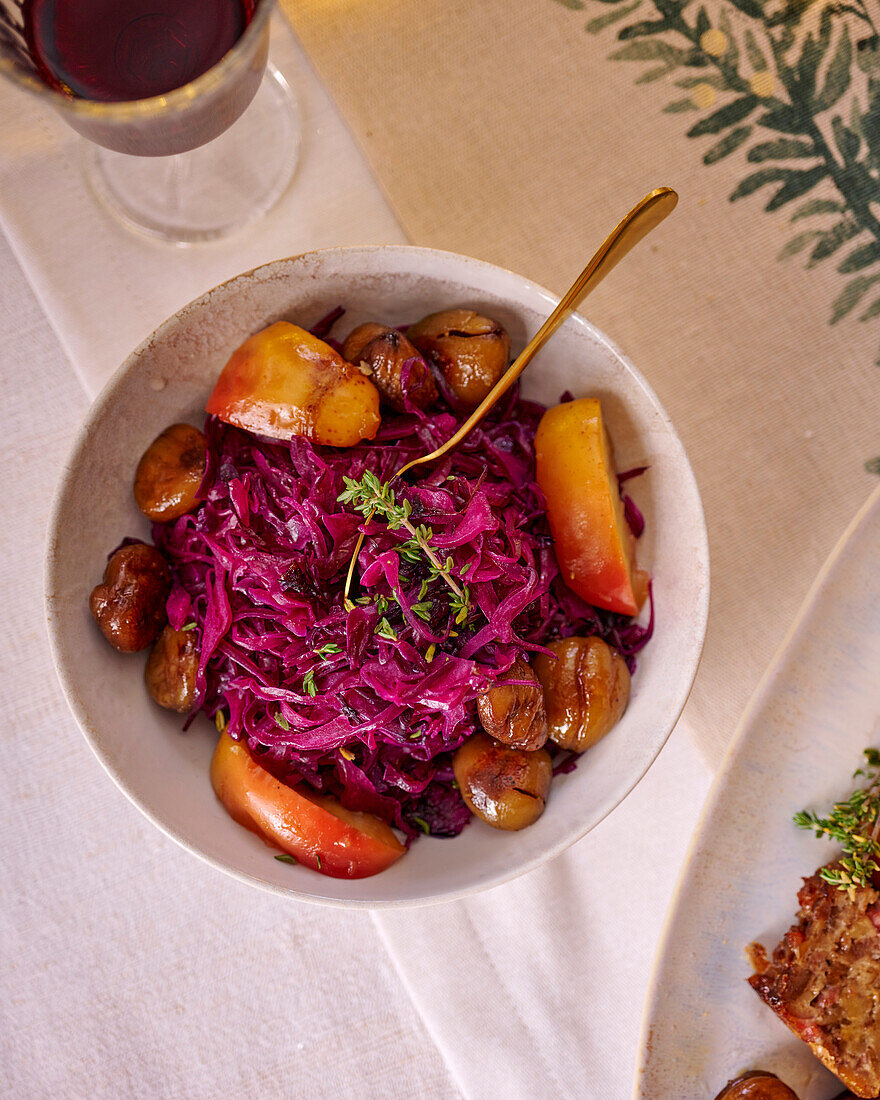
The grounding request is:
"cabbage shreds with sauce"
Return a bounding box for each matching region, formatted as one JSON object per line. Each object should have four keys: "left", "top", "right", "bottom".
{"left": 153, "top": 379, "right": 652, "bottom": 840}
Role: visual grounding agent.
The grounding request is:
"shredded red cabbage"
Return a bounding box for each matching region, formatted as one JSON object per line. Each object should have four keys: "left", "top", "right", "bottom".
{"left": 309, "top": 305, "right": 345, "bottom": 340}
{"left": 618, "top": 466, "right": 648, "bottom": 540}
{"left": 152, "top": 333, "right": 652, "bottom": 841}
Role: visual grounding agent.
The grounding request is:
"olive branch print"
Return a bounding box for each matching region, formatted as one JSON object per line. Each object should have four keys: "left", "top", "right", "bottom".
{"left": 554, "top": 0, "right": 880, "bottom": 473}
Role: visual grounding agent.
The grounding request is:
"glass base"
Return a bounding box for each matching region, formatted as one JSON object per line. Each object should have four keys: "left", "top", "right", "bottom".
{"left": 82, "top": 64, "right": 300, "bottom": 244}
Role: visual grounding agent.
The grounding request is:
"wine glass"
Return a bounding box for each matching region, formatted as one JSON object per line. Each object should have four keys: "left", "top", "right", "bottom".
{"left": 0, "top": 0, "right": 300, "bottom": 242}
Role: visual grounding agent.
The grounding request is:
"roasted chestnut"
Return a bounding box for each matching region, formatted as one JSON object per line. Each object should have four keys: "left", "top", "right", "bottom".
{"left": 713, "top": 1071, "right": 800, "bottom": 1100}
{"left": 533, "top": 636, "right": 630, "bottom": 752}
{"left": 453, "top": 731, "right": 551, "bottom": 830}
{"left": 89, "top": 543, "right": 171, "bottom": 652}
{"left": 134, "top": 423, "right": 207, "bottom": 522}
{"left": 145, "top": 625, "right": 199, "bottom": 712}
{"left": 477, "top": 658, "right": 548, "bottom": 751}
{"left": 408, "top": 309, "right": 510, "bottom": 406}
{"left": 342, "top": 323, "right": 437, "bottom": 411}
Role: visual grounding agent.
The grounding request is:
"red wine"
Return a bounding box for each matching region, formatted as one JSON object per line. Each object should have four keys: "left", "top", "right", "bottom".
{"left": 24, "top": 0, "right": 255, "bottom": 102}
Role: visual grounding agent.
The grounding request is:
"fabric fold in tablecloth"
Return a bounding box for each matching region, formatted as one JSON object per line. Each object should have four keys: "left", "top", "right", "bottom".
{"left": 374, "top": 722, "right": 711, "bottom": 1099}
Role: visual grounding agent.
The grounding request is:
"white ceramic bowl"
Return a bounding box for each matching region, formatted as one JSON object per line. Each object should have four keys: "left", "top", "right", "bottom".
{"left": 46, "top": 245, "right": 709, "bottom": 908}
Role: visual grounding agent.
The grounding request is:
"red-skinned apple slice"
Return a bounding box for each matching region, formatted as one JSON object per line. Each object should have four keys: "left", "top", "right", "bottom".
{"left": 535, "top": 397, "right": 647, "bottom": 616}
{"left": 207, "top": 322, "right": 381, "bottom": 447}
{"left": 210, "top": 733, "right": 406, "bottom": 879}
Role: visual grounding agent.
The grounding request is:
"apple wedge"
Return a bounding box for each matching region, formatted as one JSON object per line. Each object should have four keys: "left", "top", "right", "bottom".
{"left": 535, "top": 397, "right": 646, "bottom": 616}
{"left": 207, "top": 321, "right": 381, "bottom": 447}
{"left": 211, "top": 733, "right": 406, "bottom": 879}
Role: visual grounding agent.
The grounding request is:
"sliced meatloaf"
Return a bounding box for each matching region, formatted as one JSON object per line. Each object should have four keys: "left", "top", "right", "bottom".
{"left": 749, "top": 866, "right": 880, "bottom": 1099}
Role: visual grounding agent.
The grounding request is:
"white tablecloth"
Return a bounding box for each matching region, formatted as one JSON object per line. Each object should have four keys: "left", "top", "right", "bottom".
{"left": 0, "top": 230, "right": 461, "bottom": 1100}
{"left": 0, "top": 17, "right": 712, "bottom": 1097}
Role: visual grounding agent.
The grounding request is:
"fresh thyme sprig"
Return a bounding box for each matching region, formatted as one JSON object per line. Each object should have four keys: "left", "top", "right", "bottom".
{"left": 338, "top": 472, "right": 471, "bottom": 621}
{"left": 794, "top": 748, "right": 880, "bottom": 895}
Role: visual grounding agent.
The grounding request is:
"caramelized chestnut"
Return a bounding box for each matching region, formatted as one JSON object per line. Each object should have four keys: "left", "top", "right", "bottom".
{"left": 477, "top": 658, "right": 548, "bottom": 751}
{"left": 89, "top": 543, "right": 171, "bottom": 652}
{"left": 342, "top": 322, "right": 437, "bottom": 411}
{"left": 408, "top": 309, "right": 510, "bottom": 406}
{"left": 145, "top": 625, "right": 199, "bottom": 712}
{"left": 713, "top": 1071, "right": 800, "bottom": 1100}
{"left": 341, "top": 321, "right": 386, "bottom": 365}
{"left": 133, "top": 423, "right": 207, "bottom": 522}
{"left": 533, "top": 636, "right": 630, "bottom": 752}
{"left": 453, "top": 732, "right": 551, "bottom": 830}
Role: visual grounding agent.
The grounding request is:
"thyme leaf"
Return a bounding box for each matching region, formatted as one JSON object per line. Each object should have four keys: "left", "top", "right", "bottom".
{"left": 375, "top": 617, "right": 398, "bottom": 641}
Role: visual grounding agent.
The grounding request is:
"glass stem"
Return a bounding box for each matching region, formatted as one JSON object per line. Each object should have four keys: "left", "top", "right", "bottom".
{"left": 165, "top": 154, "right": 191, "bottom": 216}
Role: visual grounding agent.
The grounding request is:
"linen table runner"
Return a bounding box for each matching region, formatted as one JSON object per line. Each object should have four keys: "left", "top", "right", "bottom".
{"left": 283, "top": 0, "right": 880, "bottom": 767}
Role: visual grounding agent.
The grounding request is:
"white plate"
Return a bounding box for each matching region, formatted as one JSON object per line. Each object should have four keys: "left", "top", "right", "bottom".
{"left": 637, "top": 482, "right": 880, "bottom": 1098}
{"left": 45, "top": 245, "right": 708, "bottom": 908}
